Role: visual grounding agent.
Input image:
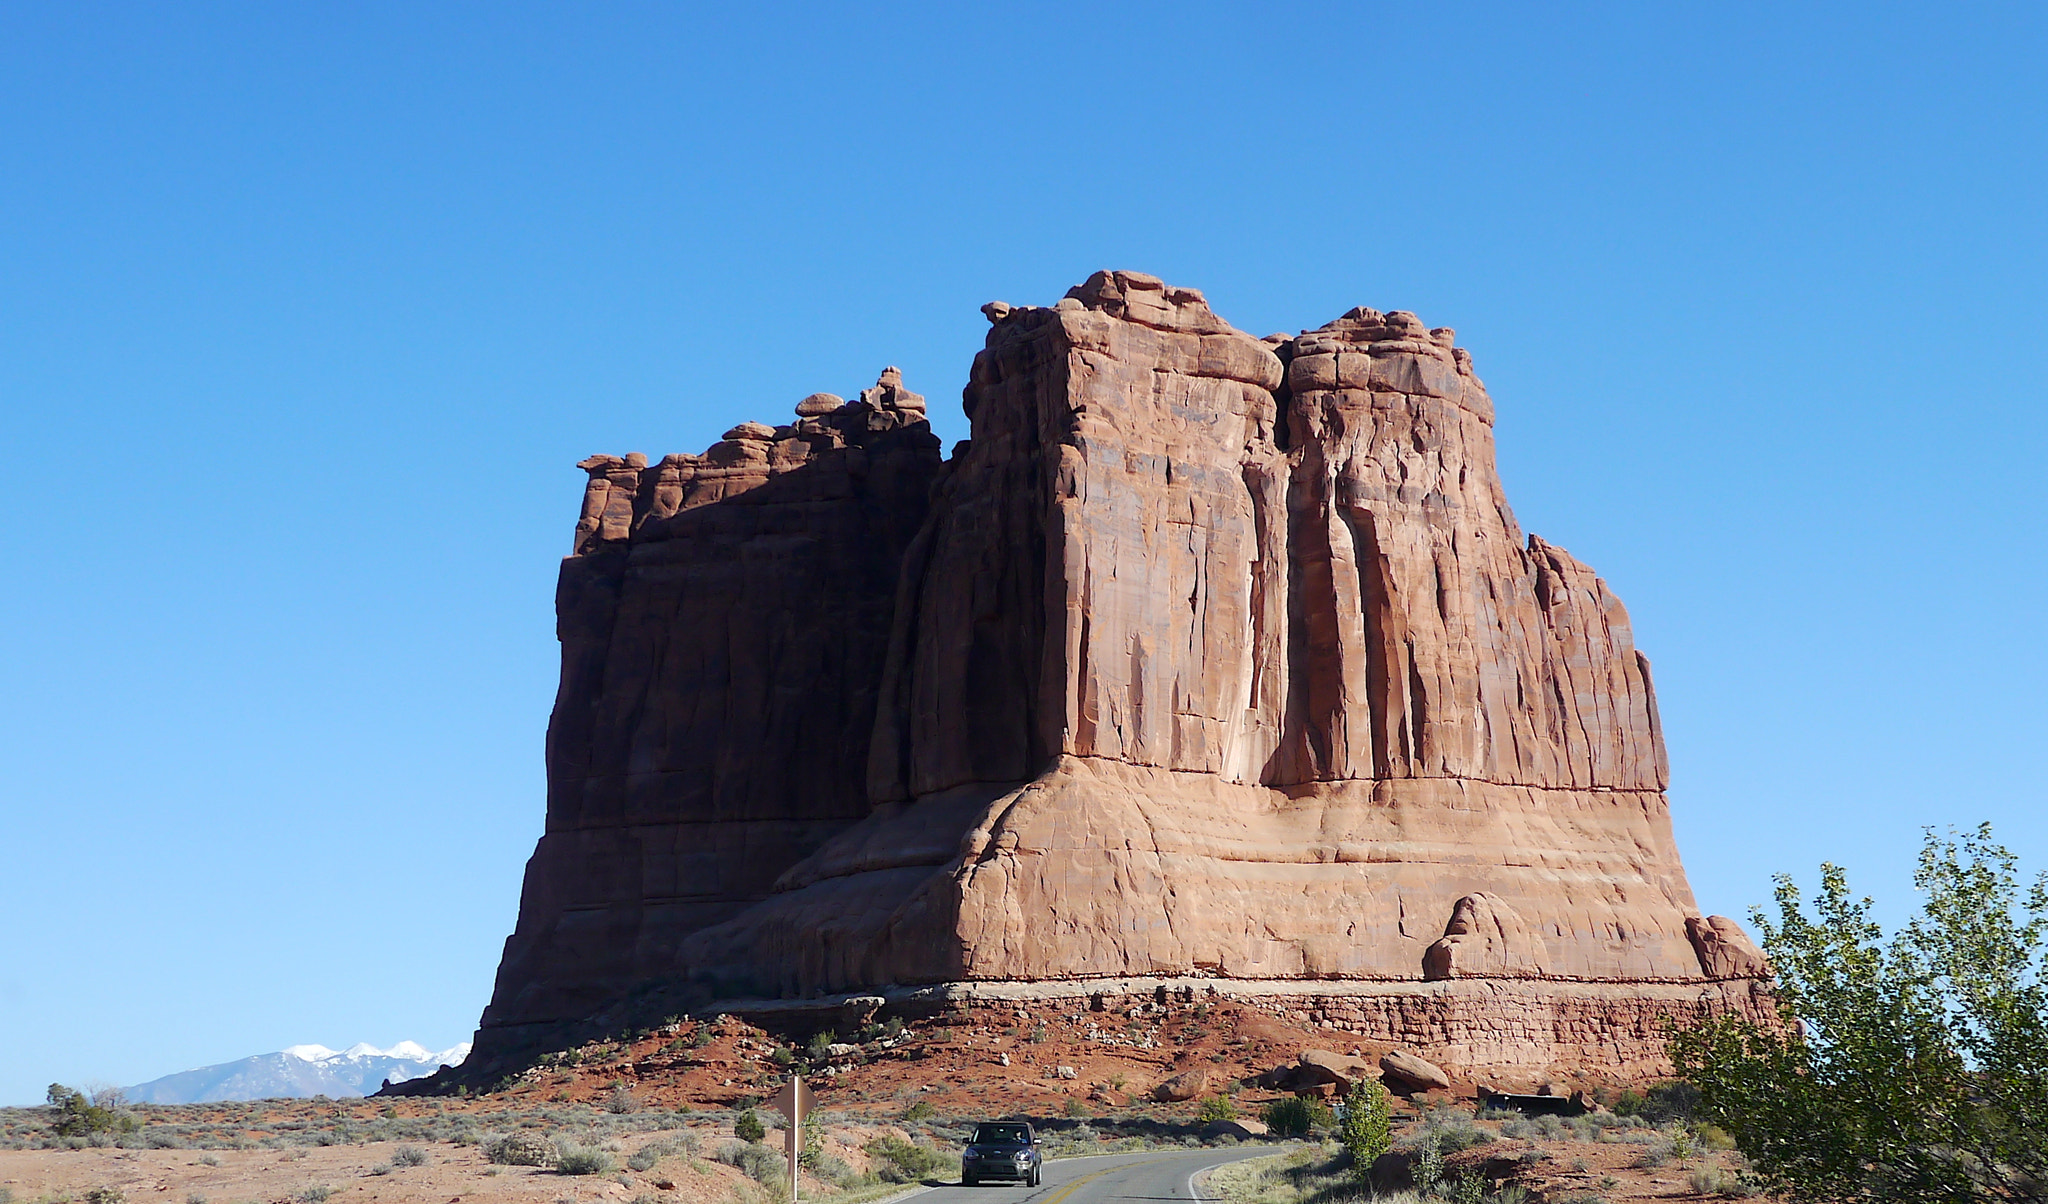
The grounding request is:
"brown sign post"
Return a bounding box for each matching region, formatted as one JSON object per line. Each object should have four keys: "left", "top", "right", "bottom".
{"left": 769, "top": 1075, "right": 813, "bottom": 1204}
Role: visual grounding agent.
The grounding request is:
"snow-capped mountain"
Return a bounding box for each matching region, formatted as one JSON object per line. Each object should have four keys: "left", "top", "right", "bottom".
{"left": 126, "top": 1040, "right": 470, "bottom": 1103}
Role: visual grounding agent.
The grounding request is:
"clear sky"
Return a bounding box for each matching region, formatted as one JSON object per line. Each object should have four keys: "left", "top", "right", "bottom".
{"left": 2, "top": 2, "right": 2044, "bottom": 1106}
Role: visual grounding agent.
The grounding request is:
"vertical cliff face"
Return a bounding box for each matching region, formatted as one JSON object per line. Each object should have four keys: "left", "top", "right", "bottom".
{"left": 480, "top": 376, "right": 941, "bottom": 1038}
{"left": 674, "top": 273, "right": 1709, "bottom": 994}
{"left": 477, "top": 273, "right": 1763, "bottom": 1076}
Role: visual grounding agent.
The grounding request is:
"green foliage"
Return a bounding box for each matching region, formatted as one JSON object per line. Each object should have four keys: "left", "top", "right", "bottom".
{"left": 1636, "top": 1081, "right": 1698, "bottom": 1124}
{"left": 1669, "top": 824, "right": 2048, "bottom": 1203}
{"left": 1259, "top": 1095, "right": 1332, "bottom": 1138}
{"left": 1196, "top": 1094, "right": 1238, "bottom": 1123}
{"left": 718, "top": 1138, "right": 787, "bottom": 1187}
{"left": 484, "top": 1131, "right": 558, "bottom": 1166}
{"left": 805, "top": 1030, "right": 837, "bottom": 1060}
{"left": 46, "top": 1085, "right": 137, "bottom": 1137}
{"left": 733, "top": 1108, "right": 766, "bottom": 1143}
{"left": 554, "top": 1142, "right": 616, "bottom": 1175}
{"left": 902, "top": 1100, "right": 936, "bottom": 1122}
{"left": 1336, "top": 1080, "right": 1392, "bottom": 1180}
{"left": 391, "top": 1144, "right": 429, "bottom": 1167}
{"left": 1414, "top": 1140, "right": 1445, "bottom": 1194}
{"left": 604, "top": 1082, "right": 637, "bottom": 1114}
{"left": 865, "top": 1132, "right": 947, "bottom": 1183}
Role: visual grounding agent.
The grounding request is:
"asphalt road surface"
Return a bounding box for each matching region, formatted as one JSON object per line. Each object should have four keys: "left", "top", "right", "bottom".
{"left": 915, "top": 1145, "right": 1290, "bottom": 1204}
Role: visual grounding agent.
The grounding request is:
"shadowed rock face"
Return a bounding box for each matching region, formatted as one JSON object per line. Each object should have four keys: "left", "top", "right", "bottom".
{"left": 479, "top": 378, "right": 941, "bottom": 1040}
{"left": 475, "top": 273, "right": 1766, "bottom": 1073}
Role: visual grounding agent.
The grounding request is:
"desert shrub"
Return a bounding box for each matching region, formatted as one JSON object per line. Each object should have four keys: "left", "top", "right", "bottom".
{"left": 1260, "top": 1095, "right": 1331, "bottom": 1138}
{"left": 1632, "top": 1139, "right": 1674, "bottom": 1169}
{"left": 296, "top": 1187, "right": 333, "bottom": 1204}
{"left": 391, "top": 1144, "right": 429, "bottom": 1167}
{"left": 733, "top": 1108, "right": 766, "bottom": 1143}
{"left": 627, "top": 1143, "right": 664, "bottom": 1172}
{"left": 717, "top": 1138, "right": 786, "bottom": 1187}
{"left": 1502, "top": 1113, "right": 1568, "bottom": 1142}
{"left": 484, "top": 1130, "right": 558, "bottom": 1166}
{"left": 605, "top": 1083, "right": 638, "bottom": 1114}
{"left": 1064, "top": 1098, "right": 1090, "bottom": 1118}
{"left": 1337, "top": 1079, "right": 1392, "bottom": 1180}
{"left": 555, "top": 1141, "right": 616, "bottom": 1175}
{"left": 1196, "top": 1095, "right": 1237, "bottom": 1122}
{"left": 1634, "top": 1081, "right": 1698, "bottom": 1124}
{"left": 1399, "top": 1111, "right": 1493, "bottom": 1159}
{"left": 903, "top": 1100, "right": 936, "bottom": 1122}
{"left": 810, "top": 1150, "right": 858, "bottom": 1187}
{"left": 1688, "top": 1165, "right": 1730, "bottom": 1194}
{"left": 1413, "top": 1142, "right": 1445, "bottom": 1194}
{"left": 866, "top": 1133, "right": 946, "bottom": 1183}
{"left": 805, "top": 1030, "right": 837, "bottom": 1060}
{"left": 85, "top": 1189, "right": 126, "bottom": 1204}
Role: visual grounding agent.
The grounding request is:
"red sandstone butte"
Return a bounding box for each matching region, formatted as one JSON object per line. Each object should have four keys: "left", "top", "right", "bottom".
{"left": 467, "top": 273, "right": 1772, "bottom": 1084}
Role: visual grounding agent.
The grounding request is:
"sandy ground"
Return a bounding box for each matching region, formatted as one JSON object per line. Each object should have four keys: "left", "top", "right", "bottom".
{"left": 0, "top": 1135, "right": 772, "bottom": 1204}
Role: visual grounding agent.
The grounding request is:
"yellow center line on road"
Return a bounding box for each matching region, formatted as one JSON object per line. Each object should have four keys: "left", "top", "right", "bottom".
{"left": 1036, "top": 1158, "right": 1169, "bottom": 1204}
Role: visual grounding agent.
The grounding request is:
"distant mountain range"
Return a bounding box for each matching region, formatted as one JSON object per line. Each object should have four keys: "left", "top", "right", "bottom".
{"left": 126, "top": 1041, "right": 471, "bottom": 1103}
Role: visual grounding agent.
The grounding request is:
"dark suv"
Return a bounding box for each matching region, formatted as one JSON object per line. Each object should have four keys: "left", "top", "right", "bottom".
{"left": 960, "top": 1121, "right": 1041, "bottom": 1186}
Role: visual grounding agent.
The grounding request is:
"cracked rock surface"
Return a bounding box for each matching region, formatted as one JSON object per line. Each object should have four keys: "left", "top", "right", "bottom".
{"left": 475, "top": 272, "right": 1771, "bottom": 1079}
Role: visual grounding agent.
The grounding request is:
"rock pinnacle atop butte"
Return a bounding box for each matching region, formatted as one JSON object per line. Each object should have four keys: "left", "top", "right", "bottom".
{"left": 469, "top": 271, "right": 1771, "bottom": 1084}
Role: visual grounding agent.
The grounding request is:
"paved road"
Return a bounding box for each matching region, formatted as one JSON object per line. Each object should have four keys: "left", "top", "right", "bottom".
{"left": 915, "top": 1145, "right": 1289, "bottom": 1204}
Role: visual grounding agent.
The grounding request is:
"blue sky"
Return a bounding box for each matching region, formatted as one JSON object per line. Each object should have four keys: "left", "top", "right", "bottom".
{"left": 2, "top": 2, "right": 2043, "bottom": 1105}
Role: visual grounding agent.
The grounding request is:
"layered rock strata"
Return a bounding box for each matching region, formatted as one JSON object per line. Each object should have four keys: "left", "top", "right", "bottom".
{"left": 472, "top": 272, "right": 1768, "bottom": 1079}
{"left": 481, "top": 373, "right": 941, "bottom": 1035}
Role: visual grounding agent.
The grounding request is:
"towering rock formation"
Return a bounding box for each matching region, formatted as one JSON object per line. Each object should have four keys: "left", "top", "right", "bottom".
{"left": 480, "top": 374, "right": 941, "bottom": 1042}
{"left": 474, "top": 273, "right": 1769, "bottom": 1079}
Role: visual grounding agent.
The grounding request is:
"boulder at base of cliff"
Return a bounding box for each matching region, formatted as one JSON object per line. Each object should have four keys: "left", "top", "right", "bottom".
{"left": 1380, "top": 1050, "right": 1452, "bottom": 1092}
{"left": 1297, "top": 1048, "right": 1378, "bottom": 1088}
{"left": 1152, "top": 1068, "right": 1213, "bottom": 1102}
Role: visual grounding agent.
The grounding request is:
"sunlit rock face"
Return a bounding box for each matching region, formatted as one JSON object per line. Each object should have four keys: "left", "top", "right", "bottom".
{"left": 472, "top": 273, "right": 1770, "bottom": 1080}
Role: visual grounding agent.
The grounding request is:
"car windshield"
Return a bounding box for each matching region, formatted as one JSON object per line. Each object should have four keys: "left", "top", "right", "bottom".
{"left": 973, "top": 1125, "right": 1030, "bottom": 1145}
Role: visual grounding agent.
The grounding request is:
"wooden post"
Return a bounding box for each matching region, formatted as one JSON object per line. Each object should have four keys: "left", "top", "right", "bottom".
{"left": 769, "top": 1075, "right": 813, "bottom": 1204}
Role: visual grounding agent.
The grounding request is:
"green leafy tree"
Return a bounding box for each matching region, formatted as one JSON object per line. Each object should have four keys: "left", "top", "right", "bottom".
{"left": 1668, "top": 824, "right": 2047, "bottom": 1202}
{"left": 1195, "top": 1094, "right": 1237, "bottom": 1122}
{"left": 1337, "top": 1079, "right": 1392, "bottom": 1182}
